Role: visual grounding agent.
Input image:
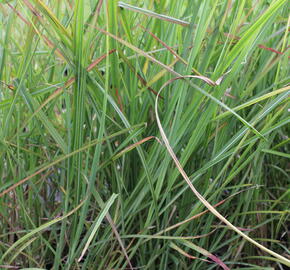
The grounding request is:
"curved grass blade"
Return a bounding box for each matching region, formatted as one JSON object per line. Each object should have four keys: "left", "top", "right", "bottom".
{"left": 0, "top": 200, "right": 85, "bottom": 263}
{"left": 154, "top": 77, "right": 290, "bottom": 267}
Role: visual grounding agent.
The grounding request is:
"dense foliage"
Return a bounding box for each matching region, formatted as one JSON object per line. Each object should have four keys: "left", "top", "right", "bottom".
{"left": 0, "top": 0, "right": 289, "bottom": 269}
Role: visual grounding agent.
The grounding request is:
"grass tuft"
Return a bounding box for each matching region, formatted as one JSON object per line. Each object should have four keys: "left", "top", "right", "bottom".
{"left": 0, "top": 0, "right": 289, "bottom": 269}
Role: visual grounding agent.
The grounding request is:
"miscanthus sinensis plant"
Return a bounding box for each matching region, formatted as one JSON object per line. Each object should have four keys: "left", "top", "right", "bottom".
{"left": 0, "top": 0, "right": 289, "bottom": 269}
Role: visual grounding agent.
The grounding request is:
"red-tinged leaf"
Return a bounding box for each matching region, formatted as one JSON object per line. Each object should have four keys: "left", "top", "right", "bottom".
{"left": 178, "top": 240, "right": 230, "bottom": 270}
